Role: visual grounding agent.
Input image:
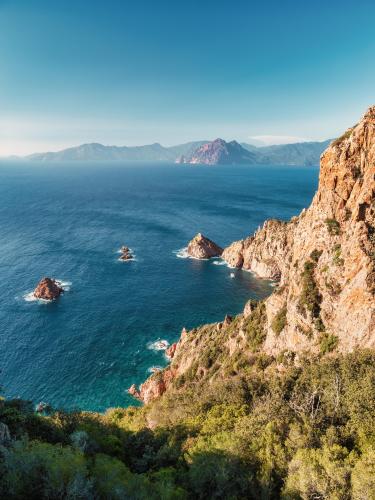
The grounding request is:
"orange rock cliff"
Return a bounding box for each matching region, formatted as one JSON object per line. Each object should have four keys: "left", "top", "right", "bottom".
{"left": 132, "top": 106, "right": 375, "bottom": 403}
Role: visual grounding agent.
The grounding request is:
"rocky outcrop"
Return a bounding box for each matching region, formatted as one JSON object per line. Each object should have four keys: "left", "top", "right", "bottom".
{"left": 185, "top": 138, "right": 257, "bottom": 165}
{"left": 133, "top": 106, "right": 375, "bottom": 407}
{"left": 222, "top": 105, "right": 375, "bottom": 354}
{"left": 34, "top": 278, "right": 64, "bottom": 301}
{"left": 222, "top": 219, "right": 290, "bottom": 279}
{"left": 187, "top": 233, "right": 223, "bottom": 259}
{"left": 165, "top": 343, "right": 177, "bottom": 359}
{"left": 127, "top": 384, "right": 141, "bottom": 399}
{"left": 119, "top": 246, "right": 133, "bottom": 261}
{"left": 137, "top": 368, "right": 177, "bottom": 404}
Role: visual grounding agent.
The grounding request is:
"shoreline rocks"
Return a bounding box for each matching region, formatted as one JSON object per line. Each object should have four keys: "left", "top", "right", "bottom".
{"left": 187, "top": 233, "right": 223, "bottom": 259}
{"left": 127, "top": 384, "right": 141, "bottom": 399}
{"left": 34, "top": 278, "right": 64, "bottom": 301}
{"left": 165, "top": 342, "right": 177, "bottom": 359}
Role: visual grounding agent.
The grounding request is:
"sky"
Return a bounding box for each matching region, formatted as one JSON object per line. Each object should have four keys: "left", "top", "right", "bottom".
{"left": 1, "top": 0, "right": 375, "bottom": 155}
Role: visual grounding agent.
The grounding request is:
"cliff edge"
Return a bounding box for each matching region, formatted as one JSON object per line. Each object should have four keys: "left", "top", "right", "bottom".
{"left": 133, "top": 106, "right": 375, "bottom": 403}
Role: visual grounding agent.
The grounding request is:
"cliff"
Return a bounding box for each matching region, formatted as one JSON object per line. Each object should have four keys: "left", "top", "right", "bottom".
{"left": 222, "top": 106, "right": 375, "bottom": 354}
{"left": 135, "top": 105, "right": 375, "bottom": 403}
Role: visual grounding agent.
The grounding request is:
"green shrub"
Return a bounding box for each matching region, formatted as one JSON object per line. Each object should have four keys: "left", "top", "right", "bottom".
{"left": 332, "top": 244, "right": 344, "bottom": 266}
{"left": 314, "top": 317, "right": 325, "bottom": 332}
{"left": 325, "top": 218, "right": 341, "bottom": 235}
{"left": 242, "top": 301, "right": 267, "bottom": 351}
{"left": 271, "top": 306, "right": 287, "bottom": 336}
{"left": 332, "top": 127, "right": 354, "bottom": 147}
{"left": 298, "top": 260, "right": 322, "bottom": 319}
{"left": 319, "top": 333, "right": 339, "bottom": 354}
{"left": 310, "top": 249, "right": 323, "bottom": 263}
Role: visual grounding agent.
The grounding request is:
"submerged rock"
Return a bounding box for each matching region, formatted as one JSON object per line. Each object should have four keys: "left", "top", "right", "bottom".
{"left": 34, "top": 278, "right": 63, "bottom": 301}
{"left": 187, "top": 233, "right": 223, "bottom": 259}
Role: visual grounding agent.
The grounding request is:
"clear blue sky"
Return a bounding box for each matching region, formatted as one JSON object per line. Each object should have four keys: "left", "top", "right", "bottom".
{"left": 1, "top": 0, "right": 375, "bottom": 154}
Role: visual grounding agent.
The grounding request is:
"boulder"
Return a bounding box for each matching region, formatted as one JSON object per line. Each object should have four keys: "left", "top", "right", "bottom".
{"left": 34, "top": 278, "right": 63, "bottom": 301}
{"left": 187, "top": 233, "right": 223, "bottom": 259}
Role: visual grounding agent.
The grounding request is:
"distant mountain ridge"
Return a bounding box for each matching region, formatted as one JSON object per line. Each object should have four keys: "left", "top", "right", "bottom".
{"left": 26, "top": 141, "right": 208, "bottom": 162}
{"left": 24, "top": 138, "right": 331, "bottom": 166}
{"left": 241, "top": 139, "right": 332, "bottom": 166}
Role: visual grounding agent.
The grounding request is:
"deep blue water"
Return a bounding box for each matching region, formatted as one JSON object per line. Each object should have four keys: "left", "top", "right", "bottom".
{"left": 0, "top": 161, "right": 318, "bottom": 412}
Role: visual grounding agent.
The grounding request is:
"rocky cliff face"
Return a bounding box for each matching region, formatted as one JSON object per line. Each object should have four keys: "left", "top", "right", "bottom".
{"left": 223, "top": 106, "right": 375, "bottom": 354}
{"left": 181, "top": 138, "right": 256, "bottom": 165}
{"left": 132, "top": 106, "right": 375, "bottom": 405}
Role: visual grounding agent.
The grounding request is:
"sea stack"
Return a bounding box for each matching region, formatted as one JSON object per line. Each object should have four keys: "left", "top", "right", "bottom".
{"left": 119, "top": 246, "right": 133, "bottom": 261}
{"left": 187, "top": 233, "right": 223, "bottom": 259}
{"left": 34, "top": 278, "right": 64, "bottom": 301}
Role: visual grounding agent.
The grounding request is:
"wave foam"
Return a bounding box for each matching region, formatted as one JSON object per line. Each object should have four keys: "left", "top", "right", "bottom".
{"left": 147, "top": 366, "right": 163, "bottom": 374}
{"left": 56, "top": 280, "right": 72, "bottom": 291}
{"left": 173, "top": 247, "right": 189, "bottom": 259}
{"left": 118, "top": 256, "right": 136, "bottom": 262}
{"left": 147, "top": 339, "right": 170, "bottom": 351}
{"left": 212, "top": 259, "right": 226, "bottom": 266}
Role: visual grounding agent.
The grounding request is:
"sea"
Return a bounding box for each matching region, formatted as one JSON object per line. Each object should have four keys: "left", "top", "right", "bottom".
{"left": 0, "top": 161, "right": 318, "bottom": 412}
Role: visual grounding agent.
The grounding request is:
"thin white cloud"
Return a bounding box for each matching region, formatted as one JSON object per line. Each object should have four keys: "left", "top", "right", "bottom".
{"left": 248, "top": 135, "right": 311, "bottom": 146}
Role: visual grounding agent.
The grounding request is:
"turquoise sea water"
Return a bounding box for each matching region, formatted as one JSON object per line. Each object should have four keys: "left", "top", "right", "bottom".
{"left": 0, "top": 161, "right": 318, "bottom": 412}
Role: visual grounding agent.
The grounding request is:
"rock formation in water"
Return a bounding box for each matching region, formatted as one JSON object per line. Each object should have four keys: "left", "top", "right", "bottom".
{"left": 184, "top": 138, "right": 257, "bottom": 165}
{"left": 119, "top": 246, "right": 133, "bottom": 261}
{"left": 132, "top": 105, "right": 375, "bottom": 404}
{"left": 187, "top": 233, "right": 223, "bottom": 259}
{"left": 34, "top": 278, "right": 64, "bottom": 301}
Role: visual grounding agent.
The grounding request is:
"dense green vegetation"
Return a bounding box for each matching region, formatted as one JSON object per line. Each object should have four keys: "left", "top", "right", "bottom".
{"left": 1, "top": 348, "right": 375, "bottom": 499}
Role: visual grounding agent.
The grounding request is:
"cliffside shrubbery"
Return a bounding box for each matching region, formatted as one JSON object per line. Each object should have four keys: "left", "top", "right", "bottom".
{"left": 1, "top": 350, "right": 375, "bottom": 499}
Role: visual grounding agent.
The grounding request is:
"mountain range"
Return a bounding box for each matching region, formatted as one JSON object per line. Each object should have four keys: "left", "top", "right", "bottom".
{"left": 24, "top": 138, "right": 332, "bottom": 166}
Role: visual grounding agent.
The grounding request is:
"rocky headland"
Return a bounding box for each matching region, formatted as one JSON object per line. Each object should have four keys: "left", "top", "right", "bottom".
{"left": 33, "top": 277, "right": 64, "bottom": 301}
{"left": 187, "top": 233, "right": 223, "bottom": 259}
{"left": 131, "top": 105, "right": 375, "bottom": 404}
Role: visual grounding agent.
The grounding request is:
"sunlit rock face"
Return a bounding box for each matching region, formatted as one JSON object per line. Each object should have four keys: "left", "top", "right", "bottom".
{"left": 34, "top": 277, "right": 64, "bottom": 301}
{"left": 187, "top": 233, "right": 223, "bottom": 259}
{"left": 222, "top": 106, "right": 375, "bottom": 354}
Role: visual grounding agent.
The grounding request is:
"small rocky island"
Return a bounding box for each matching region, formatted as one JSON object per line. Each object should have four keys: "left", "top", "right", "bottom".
{"left": 119, "top": 246, "right": 133, "bottom": 261}
{"left": 187, "top": 233, "right": 223, "bottom": 259}
{"left": 34, "top": 277, "right": 64, "bottom": 301}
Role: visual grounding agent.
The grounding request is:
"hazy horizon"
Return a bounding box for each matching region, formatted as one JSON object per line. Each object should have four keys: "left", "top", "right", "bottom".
{"left": 1, "top": 0, "right": 374, "bottom": 155}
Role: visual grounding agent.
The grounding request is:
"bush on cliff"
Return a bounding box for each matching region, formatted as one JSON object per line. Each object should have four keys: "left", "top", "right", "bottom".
{"left": 1, "top": 350, "right": 375, "bottom": 498}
